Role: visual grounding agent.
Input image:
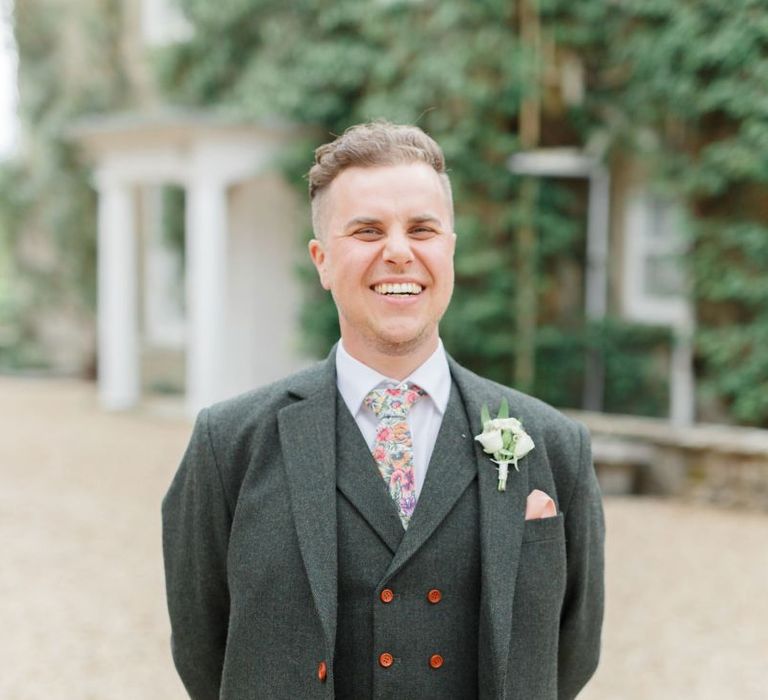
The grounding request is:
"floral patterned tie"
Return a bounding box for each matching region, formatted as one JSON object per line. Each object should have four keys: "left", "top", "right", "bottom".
{"left": 364, "top": 382, "right": 426, "bottom": 529}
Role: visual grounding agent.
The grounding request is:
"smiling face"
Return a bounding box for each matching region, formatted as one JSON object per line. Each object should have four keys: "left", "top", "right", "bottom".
{"left": 309, "top": 163, "right": 456, "bottom": 370}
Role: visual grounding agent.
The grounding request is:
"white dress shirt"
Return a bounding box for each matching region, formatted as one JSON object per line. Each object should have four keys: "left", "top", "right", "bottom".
{"left": 335, "top": 340, "right": 452, "bottom": 499}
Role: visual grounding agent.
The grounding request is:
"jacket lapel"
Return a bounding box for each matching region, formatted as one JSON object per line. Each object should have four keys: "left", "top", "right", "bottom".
{"left": 449, "top": 358, "right": 531, "bottom": 699}
{"left": 335, "top": 397, "right": 405, "bottom": 554}
{"left": 383, "top": 382, "right": 477, "bottom": 580}
{"left": 278, "top": 356, "right": 339, "bottom": 656}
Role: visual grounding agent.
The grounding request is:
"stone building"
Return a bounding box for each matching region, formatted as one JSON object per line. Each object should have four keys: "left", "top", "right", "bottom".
{"left": 13, "top": 0, "right": 695, "bottom": 420}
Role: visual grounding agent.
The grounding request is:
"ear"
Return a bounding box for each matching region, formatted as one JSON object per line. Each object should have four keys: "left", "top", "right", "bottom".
{"left": 308, "top": 238, "right": 331, "bottom": 290}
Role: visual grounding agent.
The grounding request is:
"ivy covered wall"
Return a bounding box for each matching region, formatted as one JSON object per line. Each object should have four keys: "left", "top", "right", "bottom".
{"left": 3, "top": 0, "right": 766, "bottom": 425}
{"left": 0, "top": 0, "right": 130, "bottom": 371}
{"left": 549, "top": 0, "right": 768, "bottom": 424}
{"left": 152, "top": 0, "right": 678, "bottom": 419}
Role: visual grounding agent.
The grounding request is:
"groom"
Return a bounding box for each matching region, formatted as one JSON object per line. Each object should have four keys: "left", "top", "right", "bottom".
{"left": 162, "top": 122, "right": 605, "bottom": 699}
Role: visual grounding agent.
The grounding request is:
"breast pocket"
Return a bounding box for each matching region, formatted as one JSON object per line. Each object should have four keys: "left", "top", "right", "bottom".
{"left": 517, "top": 513, "right": 567, "bottom": 608}
{"left": 522, "top": 512, "right": 565, "bottom": 544}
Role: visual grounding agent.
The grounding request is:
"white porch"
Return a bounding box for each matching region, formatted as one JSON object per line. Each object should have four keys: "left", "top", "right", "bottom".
{"left": 74, "top": 112, "right": 308, "bottom": 416}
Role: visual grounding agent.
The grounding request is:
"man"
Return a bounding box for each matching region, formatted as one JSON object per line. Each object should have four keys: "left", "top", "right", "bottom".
{"left": 162, "top": 122, "right": 605, "bottom": 699}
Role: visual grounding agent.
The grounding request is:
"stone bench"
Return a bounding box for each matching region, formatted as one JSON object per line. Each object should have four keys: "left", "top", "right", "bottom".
{"left": 566, "top": 410, "right": 768, "bottom": 512}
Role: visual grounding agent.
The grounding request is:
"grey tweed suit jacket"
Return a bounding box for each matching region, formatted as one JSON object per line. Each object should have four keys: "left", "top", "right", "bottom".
{"left": 162, "top": 349, "right": 605, "bottom": 699}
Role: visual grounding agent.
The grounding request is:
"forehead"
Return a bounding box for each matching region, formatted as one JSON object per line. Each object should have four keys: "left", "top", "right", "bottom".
{"left": 324, "top": 163, "right": 451, "bottom": 223}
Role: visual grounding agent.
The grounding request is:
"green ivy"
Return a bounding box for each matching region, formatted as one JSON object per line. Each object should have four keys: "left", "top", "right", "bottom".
{"left": 6, "top": 0, "right": 767, "bottom": 424}
{"left": 560, "top": 0, "right": 768, "bottom": 425}
{"left": 0, "top": 0, "right": 128, "bottom": 370}
{"left": 151, "top": 0, "right": 692, "bottom": 418}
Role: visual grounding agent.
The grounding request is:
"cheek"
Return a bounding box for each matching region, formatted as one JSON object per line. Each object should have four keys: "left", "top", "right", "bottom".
{"left": 432, "top": 252, "right": 455, "bottom": 286}
{"left": 325, "top": 254, "right": 358, "bottom": 293}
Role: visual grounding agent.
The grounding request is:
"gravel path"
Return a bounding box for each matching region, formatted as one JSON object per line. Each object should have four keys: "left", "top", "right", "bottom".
{"left": 1, "top": 376, "right": 766, "bottom": 699}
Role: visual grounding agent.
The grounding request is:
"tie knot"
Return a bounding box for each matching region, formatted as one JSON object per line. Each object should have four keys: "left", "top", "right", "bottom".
{"left": 364, "top": 382, "right": 425, "bottom": 419}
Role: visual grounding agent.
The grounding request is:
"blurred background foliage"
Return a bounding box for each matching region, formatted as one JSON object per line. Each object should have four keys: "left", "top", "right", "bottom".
{"left": 1, "top": 0, "right": 767, "bottom": 424}
{"left": 0, "top": 0, "right": 128, "bottom": 372}
{"left": 561, "top": 0, "right": 768, "bottom": 425}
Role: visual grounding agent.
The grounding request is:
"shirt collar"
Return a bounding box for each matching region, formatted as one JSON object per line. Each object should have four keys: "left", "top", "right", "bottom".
{"left": 336, "top": 339, "right": 451, "bottom": 417}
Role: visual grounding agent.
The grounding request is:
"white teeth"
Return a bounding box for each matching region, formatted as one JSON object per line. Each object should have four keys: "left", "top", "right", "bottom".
{"left": 373, "top": 282, "right": 423, "bottom": 295}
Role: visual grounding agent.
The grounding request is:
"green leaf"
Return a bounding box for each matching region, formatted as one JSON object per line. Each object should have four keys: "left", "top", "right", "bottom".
{"left": 497, "top": 397, "right": 509, "bottom": 419}
{"left": 480, "top": 404, "right": 491, "bottom": 427}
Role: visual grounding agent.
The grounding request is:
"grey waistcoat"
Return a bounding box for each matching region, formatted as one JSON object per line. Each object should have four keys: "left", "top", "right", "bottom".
{"left": 334, "top": 384, "right": 481, "bottom": 700}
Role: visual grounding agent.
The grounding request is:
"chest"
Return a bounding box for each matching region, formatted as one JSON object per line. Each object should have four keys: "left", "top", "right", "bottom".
{"left": 334, "top": 382, "right": 480, "bottom": 585}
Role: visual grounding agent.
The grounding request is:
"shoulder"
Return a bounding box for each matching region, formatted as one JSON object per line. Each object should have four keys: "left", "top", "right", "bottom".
{"left": 205, "top": 359, "right": 329, "bottom": 428}
{"left": 195, "top": 358, "right": 333, "bottom": 486}
{"left": 449, "top": 358, "right": 586, "bottom": 442}
{"left": 206, "top": 353, "right": 335, "bottom": 428}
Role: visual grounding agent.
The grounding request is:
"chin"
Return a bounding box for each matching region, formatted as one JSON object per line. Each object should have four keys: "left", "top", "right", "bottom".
{"left": 371, "top": 326, "right": 435, "bottom": 357}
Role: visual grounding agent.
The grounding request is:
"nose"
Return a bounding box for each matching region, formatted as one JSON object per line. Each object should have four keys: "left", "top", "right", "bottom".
{"left": 382, "top": 228, "right": 414, "bottom": 266}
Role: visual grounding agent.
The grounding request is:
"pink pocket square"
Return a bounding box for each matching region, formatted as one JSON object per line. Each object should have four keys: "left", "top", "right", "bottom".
{"left": 525, "top": 489, "right": 557, "bottom": 520}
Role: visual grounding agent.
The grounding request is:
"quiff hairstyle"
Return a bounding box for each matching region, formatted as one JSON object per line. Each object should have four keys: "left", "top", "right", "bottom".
{"left": 308, "top": 121, "right": 453, "bottom": 238}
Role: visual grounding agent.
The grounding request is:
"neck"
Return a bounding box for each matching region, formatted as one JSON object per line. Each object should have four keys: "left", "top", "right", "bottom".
{"left": 341, "top": 334, "right": 439, "bottom": 381}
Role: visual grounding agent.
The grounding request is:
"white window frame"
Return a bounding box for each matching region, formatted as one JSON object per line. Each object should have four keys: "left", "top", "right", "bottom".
{"left": 623, "top": 190, "right": 693, "bottom": 328}
{"left": 141, "top": 0, "right": 194, "bottom": 47}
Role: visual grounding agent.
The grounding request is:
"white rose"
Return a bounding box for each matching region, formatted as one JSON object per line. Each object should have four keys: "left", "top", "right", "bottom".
{"left": 514, "top": 431, "right": 535, "bottom": 460}
{"left": 489, "top": 417, "right": 523, "bottom": 432}
{"left": 475, "top": 428, "right": 504, "bottom": 454}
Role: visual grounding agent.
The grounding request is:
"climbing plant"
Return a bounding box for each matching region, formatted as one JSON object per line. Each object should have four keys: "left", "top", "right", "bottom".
{"left": 545, "top": 0, "right": 768, "bottom": 424}
{"left": 7, "top": 0, "right": 767, "bottom": 424}
{"left": 153, "top": 0, "right": 673, "bottom": 415}
{"left": 0, "top": 0, "right": 128, "bottom": 370}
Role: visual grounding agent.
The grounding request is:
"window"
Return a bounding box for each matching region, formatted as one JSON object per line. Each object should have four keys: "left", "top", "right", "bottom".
{"left": 622, "top": 190, "right": 692, "bottom": 327}
{"left": 141, "top": 0, "right": 193, "bottom": 47}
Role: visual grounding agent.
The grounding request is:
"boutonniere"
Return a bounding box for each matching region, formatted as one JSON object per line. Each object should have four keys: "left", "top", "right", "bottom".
{"left": 475, "top": 398, "right": 535, "bottom": 492}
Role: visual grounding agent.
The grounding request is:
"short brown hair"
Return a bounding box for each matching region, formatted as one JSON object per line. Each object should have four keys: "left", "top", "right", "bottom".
{"left": 308, "top": 121, "right": 452, "bottom": 237}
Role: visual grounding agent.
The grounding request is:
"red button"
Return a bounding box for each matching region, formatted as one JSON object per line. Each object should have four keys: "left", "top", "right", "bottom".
{"left": 317, "top": 660, "right": 327, "bottom": 682}
{"left": 427, "top": 588, "right": 442, "bottom": 604}
{"left": 379, "top": 652, "right": 394, "bottom": 668}
{"left": 380, "top": 588, "right": 394, "bottom": 603}
{"left": 429, "top": 654, "right": 444, "bottom": 669}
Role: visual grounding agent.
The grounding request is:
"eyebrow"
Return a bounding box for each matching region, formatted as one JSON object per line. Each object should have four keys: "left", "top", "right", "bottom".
{"left": 343, "top": 214, "right": 444, "bottom": 230}
{"left": 410, "top": 214, "right": 443, "bottom": 225}
{"left": 344, "top": 216, "right": 381, "bottom": 229}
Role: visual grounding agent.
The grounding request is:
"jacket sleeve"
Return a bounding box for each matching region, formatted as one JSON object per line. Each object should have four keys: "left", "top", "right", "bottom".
{"left": 162, "top": 408, "right": 232, "bottom": 700}
{"left": 558, "top": 422, "right": 605, "bottom": 699}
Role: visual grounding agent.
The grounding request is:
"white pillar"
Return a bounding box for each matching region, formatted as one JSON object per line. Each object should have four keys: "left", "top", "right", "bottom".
{"left": 185, "top": 176, "right": 229, "bottom": 416}
{"left": 670, "top": 325, "right": 696, "bottom": 426}
{"left": 585, "top": 167, "right": 610, "bottom": 320}
{"left": 583, "top": 166, "right": 611, "bottom": 411}
{"left": 96, "top": 178, "right": 140, "bottom": 410}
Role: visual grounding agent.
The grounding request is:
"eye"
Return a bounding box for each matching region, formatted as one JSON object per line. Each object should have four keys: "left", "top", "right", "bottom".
{"left": 409, "top": 226, "right": 437, "bottom": 239}
{"left": 353, "top": 227, "right": 383, "bottom": 241}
